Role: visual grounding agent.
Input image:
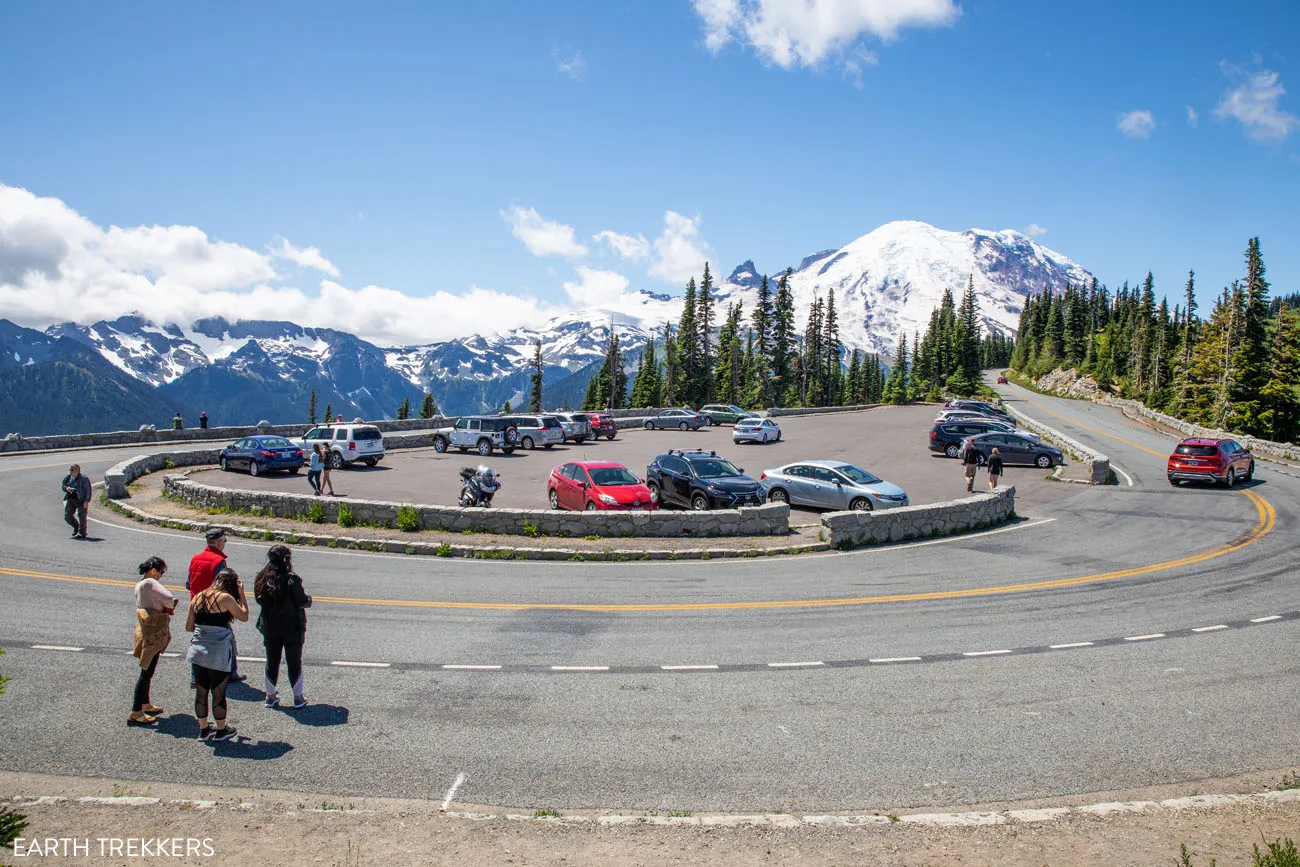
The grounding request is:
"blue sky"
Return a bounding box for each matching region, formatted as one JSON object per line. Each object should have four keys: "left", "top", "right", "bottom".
{"left": 1, "top": 1, "right": 1298, "bottom": 344}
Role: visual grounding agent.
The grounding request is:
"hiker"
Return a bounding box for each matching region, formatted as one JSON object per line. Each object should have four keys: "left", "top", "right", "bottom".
{"left": 129, "top": 556, "right": 176, "bottom": 726}
{"left": 307, "top": 445, "right": 323, "bottom": 495}
{"left": 987, "top": 447, "right": 1004, "bottom": 490}
{"left": 187, "top": 528, "right": 245, "bottom": 683}
{"left": 254, "top": 545, "right": 312, "bottom": 709}
{"left": 319, "top": 446, "right": 336, "bottom": 496}
{"left": 962, "top": 440, "right": 981, "bottom": 492}
{"left": 172, "top": 412, "right": 184, "bottom": 430}
{"left": 199, "top": 411, "right": 208, "bottom": 430}
{"left": 62, "top": 463, "right": 92, "bottom": 539}
{"left": 185, "top": 568, "right": 249, "bottom": 741}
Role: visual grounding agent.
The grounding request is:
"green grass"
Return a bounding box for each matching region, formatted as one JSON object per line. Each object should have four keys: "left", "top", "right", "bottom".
{"left": 584, "top": 534, "right": 600, "bottom": 541}
{"left": 261, "top": 530, "right": 274, "bottom": 541}
{"left": 306, "top": 501, "right": 326, "bottom": 524}
{"left": 699, "top": 551, "right": 711, "bottom": 560}
{"left": 569, "top": 553, "right": 585, "bottom": 561}
{"left": 1276, "top": 772, "right": 1300, "bottom": 791}
{"left": 434, "top": 543, "right": 453, "bottom": 557}
{"left": 533, "top": 808, "right": 561, "bottom": 818}
{"left": 1177, "top": 838, "right": 1299, "bottom": 867}
{"left": 396, "top": 506, "right": 420, "bottom": 533}
{"left": 337, "top": 503, "right": 356, "bottom": 528}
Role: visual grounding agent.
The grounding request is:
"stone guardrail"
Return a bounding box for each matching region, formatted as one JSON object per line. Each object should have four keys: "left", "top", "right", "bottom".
{"left": 162, "top": 475, "right": 790, "bottom": 538}
{"left": 822, "top": 488, "right": 1016, "bottom": 547}
{"left": 1006, "top": 407, "right": 1111, "bottom": 485}
{"left": 1104, "top": 398, "right": 1300, "bottom": 463}
{"left": 766, "top": 403, "right": 881, "bottom": 418}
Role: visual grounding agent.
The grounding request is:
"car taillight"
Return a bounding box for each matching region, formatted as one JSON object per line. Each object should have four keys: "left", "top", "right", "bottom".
{"left": 930, "top": 431, "right": 938, "bottom": 437}
{"left": 294, "top": 449, "right": 302, "bottom": 456}
{"left": 759, "top": 472, "right": 767, "bottom": 480}
{"left": 261, "top": 450, "right": 274, "bottom": 457}
{"left": 348, "top": 442, "right": 356, "bottom": 450}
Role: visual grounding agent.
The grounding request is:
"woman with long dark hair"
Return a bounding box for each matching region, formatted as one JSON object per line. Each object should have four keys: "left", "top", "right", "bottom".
{"left": 255, "top": 545, "right": 312, "bottom": 709}
{"left": 129, "top": 556, "right": 176, "bottom": 726}
{"left": 185, "top": 567, "right": 248, "bottom": 741}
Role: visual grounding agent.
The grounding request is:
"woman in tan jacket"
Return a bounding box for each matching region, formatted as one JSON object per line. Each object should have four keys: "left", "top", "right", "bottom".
{"left": 130, "top": 556, "right": 177, "bottom": 726}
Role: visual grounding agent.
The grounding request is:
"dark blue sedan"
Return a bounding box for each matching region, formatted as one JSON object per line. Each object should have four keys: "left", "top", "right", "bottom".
{"left": 219, "top": 435, "right": 305, "bottom": 477}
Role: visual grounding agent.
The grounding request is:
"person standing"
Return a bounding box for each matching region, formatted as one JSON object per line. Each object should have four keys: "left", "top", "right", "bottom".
{"left": 961, "top": 440, "right": 981, "bottom": 492}
{"left": 254, "top": 545, "right": 312, "bottom": 709}
{"left": 172, "top": 412, "right": 184, "bottom": 430}
{"left": 130, "top": 556, "right": 176, "bottom": 726}
{"left": 185, "top": 568, "right": 249, "bottom": 741}
{"left": 987, "top": 447, "right": 1004, "bottom": 490}
{"left": 188, "top": 528, "right": 244, "bottom": 683}
{"left": 62, "top": 464, "right": 92, "bottom": 539}
{"left": 318, "top": 445, "right": 336, "bottom": 496}
{"left": 199, "top": 411, "right": 208, "bottom": 430}
{"left": 307, "top": 445, "right": 323, "bottom": 495}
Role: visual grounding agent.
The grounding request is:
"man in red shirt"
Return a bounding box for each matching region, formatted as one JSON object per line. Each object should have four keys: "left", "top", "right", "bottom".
{"left": 187, "top": 528, "right": 245, "bottom": 682}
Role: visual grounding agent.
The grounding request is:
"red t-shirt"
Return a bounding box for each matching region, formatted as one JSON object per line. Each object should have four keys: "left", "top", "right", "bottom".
{"left": 187, "top": 546, "right": 227, "bottom": 598}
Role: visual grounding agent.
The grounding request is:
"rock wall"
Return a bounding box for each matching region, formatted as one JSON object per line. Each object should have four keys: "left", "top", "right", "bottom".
{"left": 161, "top": 475, "right": 791, "bottom": 538}
{"left": 822, "top": 488, "right": 1016, "bottom": 548}
{"left": 1006, "top": 407, "right": 1111, "bottom": 485}
{"left": 1105, "top": 398, "right": 1300, "bottom": 462}
{"left": 766, "top": 404, "right": 882, "bottom": 418}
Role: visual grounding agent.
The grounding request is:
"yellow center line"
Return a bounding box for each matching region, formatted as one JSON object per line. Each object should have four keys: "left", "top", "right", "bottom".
{"left": 1011, "top": 389, "right": 1168, "bottom": 459}
{"left": 0, "top": 458, "right": 118, "bottom": 474}
{"left": 0, "top": 490, "right": 1276, "bottom": 611}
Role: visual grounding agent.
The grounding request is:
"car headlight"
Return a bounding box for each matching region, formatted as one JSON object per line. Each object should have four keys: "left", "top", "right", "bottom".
{"left": 599, "top": 493, "right": 618, "bottom": 505}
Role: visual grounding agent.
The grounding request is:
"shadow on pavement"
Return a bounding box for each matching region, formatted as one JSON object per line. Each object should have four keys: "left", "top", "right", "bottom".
{"left": 280, "top": 703, "right": 348, "bottom": 727}
{"left": 209, "top": 738, "right": 294, "bottom": 760}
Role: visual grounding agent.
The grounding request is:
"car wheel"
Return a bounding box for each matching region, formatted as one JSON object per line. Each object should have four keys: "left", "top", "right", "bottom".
{"left": 1169, "top": 478, "right": 1181, "bottom": 486}
{"left": 364, "top": 458, "right": 379, "bottom": 467}
{"left": 945, "top": 444, "right": 960, "bottom": 459}
{"left": 1224, "top": 468, "right": 1236, "bottom": 488}
{"left": 768, "top": 487, "right": 789, "bottom": 505}
{"left": 645, "top": 421, "right": 655, "bottom": 430}
{"left": 606, "top": 433, "right": 615, "bottom": 441}
{"left": 849, "top": 497, "right": 872, "bottom": 511}
{"left": 1035, "top": 454, "right": 1052, "bottom": 469}
{"left": 775, "top": 430, "right": 781, "bottom": 442}
{"left": 433, "top": 436, "right": 448, "bottom": 453}
{"left": 521, "top": 436, "right": 535, "bottom": 450}
{"left": 250, "top": 461, "right": 260, "bottom": 477}
{"left": 679, "top": 422, "right": 689, "bottom": 431}
{"left": 646, "top": 481, "right": 661, "bottom": 504}
{"left": 585, "top": 501, "right": 598, "bottom": 512}
{"left": 575, "top": 436, "right": 586, "bottom": 444}
{"left": 549, "top": 489, "right": 560, "bottom": 510}
{"left": 1245, "top": 461, "right": 1255, "bottom": 482}
{"left": 289, "top": 467, "right": 301, "bottom": 474}
{"left": 219, "top": 457, "right": 228, "bottom": 472}
{"left": 690, "top": 493, "right": 710, "bottom": 511}
{"left": 330, "top": 451, "right": 344, "bottom": 470}
{"left": 477, "top": 439, "right": 492, "bottom": 456}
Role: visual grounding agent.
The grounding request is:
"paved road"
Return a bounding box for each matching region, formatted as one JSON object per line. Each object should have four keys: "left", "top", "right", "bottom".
{"left": 0, "top": 391, "right": 1296, "bottom": 813}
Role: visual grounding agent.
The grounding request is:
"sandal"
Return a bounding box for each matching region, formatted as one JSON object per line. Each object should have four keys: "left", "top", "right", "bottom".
{"left": 127, "top": 714, "right": 158, "bottom": 727}
{"left": 142, "top": 704, "right": 164, "bottom": 715}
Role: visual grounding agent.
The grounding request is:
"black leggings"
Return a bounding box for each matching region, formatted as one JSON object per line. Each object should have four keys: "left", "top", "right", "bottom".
{"left": 132, "top": 655, "right": 159, "bottom": 712}
{"left": 264, "top": 636, "right": 304, "bottom": 697}
{"left": 193, "top": 665, "right": 230, "bottom": 724}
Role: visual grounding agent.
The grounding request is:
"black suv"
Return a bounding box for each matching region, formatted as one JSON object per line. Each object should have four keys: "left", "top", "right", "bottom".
{"left": 929, "top": 418, "right": 1019, "bottom": 458}
{"left": 646, "top": 449, "right": 765, "bottom": 511}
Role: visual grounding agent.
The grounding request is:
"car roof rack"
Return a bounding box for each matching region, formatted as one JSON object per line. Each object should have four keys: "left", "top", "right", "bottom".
{"left": 667, "top": 448, "right": 717, "bottom": 457}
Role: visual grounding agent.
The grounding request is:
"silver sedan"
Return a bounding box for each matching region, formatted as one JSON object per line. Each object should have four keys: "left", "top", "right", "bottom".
{"left": 733, "top": 417, "right": 782, "bottom": 444}
{"left": 758, "top": 460, "right": 910, "bottom": 511}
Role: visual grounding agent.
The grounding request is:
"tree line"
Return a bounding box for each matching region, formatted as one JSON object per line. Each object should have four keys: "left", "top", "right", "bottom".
{"left": 1010, "top": 237, "right": 1300, "bottom": 442}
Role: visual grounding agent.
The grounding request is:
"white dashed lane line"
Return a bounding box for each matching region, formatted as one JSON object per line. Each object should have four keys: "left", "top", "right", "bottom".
{"left": 7, "top": 612, "right": 1295, "bottom": 674}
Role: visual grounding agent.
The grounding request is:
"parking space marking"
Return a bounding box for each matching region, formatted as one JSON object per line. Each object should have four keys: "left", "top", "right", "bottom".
{"left": 662, "top": 664, "right": 720, "bottom": 671}
{"left": 869, "top": 657, "right": 922, "bottom": 664}
{"left": 1192, "top": 625, "right": 1228, "bottom": 632}
{"left": 1125, "top": 633, "right": 1166, "bottom": 642}
{"left": 1250, "top": 615, "right": 1281, "bottom": 623}
{"left": 962, "top": 649, "right": 1012, "bottom": 657}
{"left": 767, "top": 661, "right": 824, "bottom": 668}
{"left": 1049, "top": 641, "right": 1093, "bottom": 649}
{"left": 30, "top": 645, "right": 82, "bottom": 652}
{"left": 330, "top": 661, "right": 391, "bottom": 668}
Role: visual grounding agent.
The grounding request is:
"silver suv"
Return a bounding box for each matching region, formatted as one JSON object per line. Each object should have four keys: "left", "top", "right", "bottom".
{"left": 297, "top": 424, "right": 386, "bottom": 469}
{"left": 507, "top": 415, "right": 564, "bottom": 450}
{"left": 552, "top": 412, "right": 591, "bottom": 444}
{"left": 431, "top": 416, "right": 520, "bottom": 456}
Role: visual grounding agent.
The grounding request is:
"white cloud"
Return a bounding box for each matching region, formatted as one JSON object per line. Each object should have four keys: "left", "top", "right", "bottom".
{"left": 270, "top": 237, "right": 341, "bottom": 277}
{"left": 562, "top": 267, "right": 633, "bottom": 309}
{"left": 552, "top": 46, "right": 587, "bottom": 80}
{"left": 501, "top": 205, "right": 588, "bottom": 259}
{"left": 1214, "top": 60, "right": 1298, "bottom": 142}
{"left": 692, "top": 0, "right": 959, "bottom": 70}
{"left": 593, "top": 229, "right": 652, "bottom": 262}
{"left": 1186, "top": 105, "right": 1199, "bottom": 126}
{"left": 1117, "top": 109, "right": 1155, "bottom": 139}
{"left": 1022, "top": 224, "right": 1047, "bottom": 238}
{"left": 648, "top": 211, "right": 713, "bottom": 285}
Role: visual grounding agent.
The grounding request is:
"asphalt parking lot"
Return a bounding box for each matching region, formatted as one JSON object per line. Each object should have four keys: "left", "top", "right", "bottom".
{"left": 196, "top": 406, "right": 1081, "bottom": 519}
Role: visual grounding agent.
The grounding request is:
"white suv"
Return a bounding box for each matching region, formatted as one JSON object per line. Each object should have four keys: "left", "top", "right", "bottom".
{"left": 297, "top": 424, "right": 386, "bottom": 469}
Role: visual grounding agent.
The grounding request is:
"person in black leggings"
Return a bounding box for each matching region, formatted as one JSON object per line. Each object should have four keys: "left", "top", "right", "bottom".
{"left": 255, "top": 545, "right": 313, "bottom": 709}
{"left": 130, "top": 556, "right": 176, "bottom": 726}
{"left": 185, "top": 569, "right": 249, "bottom": 741}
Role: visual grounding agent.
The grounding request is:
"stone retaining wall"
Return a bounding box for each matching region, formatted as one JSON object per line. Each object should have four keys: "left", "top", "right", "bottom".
{"left": 1104, "top": 398, "right": 1300, "bottom": 462}
{"left": 766, "top": 404, "right": 881, "bottom": 418}
{"left": 1006, "top": 407, "right": 1111, "bottom": 485}
{"left": 161, "top": 475, "right": 791, "bottom": 538}
{"left": 822, "top": 488, "right": 1017, "bottom": 548}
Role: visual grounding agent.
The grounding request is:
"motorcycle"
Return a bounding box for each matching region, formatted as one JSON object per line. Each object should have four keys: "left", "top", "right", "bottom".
{"left": 459, "top": 465, "right": 500, "bottom": 507}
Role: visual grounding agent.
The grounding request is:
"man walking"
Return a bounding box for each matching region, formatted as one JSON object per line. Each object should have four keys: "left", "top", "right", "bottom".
{"left": 961, "top": 440, "right": 981, "bottom": 493}
{"left": 188, "top": 528, "right": 245, "bottom": 682}
{"left": 61, "top": 464, "right": 92, "bottom": 539}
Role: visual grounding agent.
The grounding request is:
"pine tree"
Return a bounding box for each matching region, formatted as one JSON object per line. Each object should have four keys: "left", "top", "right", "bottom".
{"left": 420, "top": 392, "right": 437, "bottom": 419}
{"left": 323, "top": 402, "right": 333, "bottom": 424}
{"left": 846, "top": 349, "right": 862, "bottom": 405}
{"left": 528, "top": 340, "right": 544, "bottom": 412}
{"left": 822, "top": 290, "right": 840, "bottom": 405}
{"left": 714, "top": 301, "right": 744, "bottom": 405}
{"left": 884, "top": 334, "right": 910, "bottom": 404}
{"left": 1173, "top": 270, "right": 1198, "bottom": 411}
{"left": 396, "top": 397, "right": 411, "bottom": 420}
{"left": 1260, "top": 303, "right": 1300, "bottom": 441}
{"left": 697, "top": 262, "right": 715, "bottom": 401}
{"left": 751, "top": 275, "right": 775, "bottom": 404}
{"left": 802, "top": 296, "right": 825, "bottom": 406}
{"left": 771, "top": 268, "right": 796, "bottom": 405}
{"left": 662, "top": 323, "right": 678, "bottom": 406}
{"left": 741, "top": 329, "right": 760, "bottom": 407}
{"left": 500, "top": 400, "right": 512, "bottom": 414}
{"left": 1232, "top": 237, "right": 1273, "bottom": 433}
{"left": 676, "top": 280, "right": 699, "bottom": 406}
{"left": 630, "top": 339, "right": 662, "bottom": 408}
{"left": 308, "top": 388, "right": 318, "bottom": 424}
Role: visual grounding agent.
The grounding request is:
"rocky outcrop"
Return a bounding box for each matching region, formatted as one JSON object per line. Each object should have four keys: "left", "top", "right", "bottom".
{"left": 1033, "top": 368, "right": 1105, "bottom": 400}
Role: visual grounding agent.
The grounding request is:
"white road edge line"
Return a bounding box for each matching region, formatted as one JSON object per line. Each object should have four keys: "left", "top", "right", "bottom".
{"left": 237, "top": 656, "right": 266, "bottom": 662}
{"left": 869, "top": 657, "right": 922, "bottom": 663}
{"left": 442, "top": 664, "right": 501, "bottom": 671}
{"left": 1192, "top": 625, "right": 1228, "bottom": 632}
{"left": 1113, "top": 465, "right": 1135, "bottom": 487}
{"left": 1250, "top": 615, "right": 1282, "bottom": 623}
{"left": 1125, "top": 633, "right": 1166, "bottom": 642}
{"left": 767, "top": 661, "right": 824, "bottom": 668}
{"left": 31, "top": 645, "right": 83, "bottom": 652}
{"left": 962, "top": 650, "right": 1012, "bottom": 657}
{"left": 330, "top": 661, "right": 391, "bottom": 668}
{"left": 662, "top": 664, "right": 719, "bottom": 671}
{"left": 439, "top": 772, "right": 466, "bottom": 813}
{"left": 1049, "top": 641, "right": 1094, "bottom": 649}
{"left": 550, "top": 665, "right": 610, "bottom": 672}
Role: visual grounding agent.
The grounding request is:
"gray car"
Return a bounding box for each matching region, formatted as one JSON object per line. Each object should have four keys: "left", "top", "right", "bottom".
{"left": 964, "top": 432, "right": 1063, "bottom": 468}
{"left": 644, "top": 408, "right": 707, "bottom": 430}
{"left": 759, "top": 460, "right": 910, "bottom": 511}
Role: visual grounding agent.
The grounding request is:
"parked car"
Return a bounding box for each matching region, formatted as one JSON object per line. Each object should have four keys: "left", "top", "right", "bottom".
{"left": 552, "top": 412, "right": 591, "bottom": 444}
{"left": 997, "top": 376, "right": 1009, "bottom": 385}
{"left": 732, "top": 417, "right": 782, "bottom": 444}
{"left": 547, "top": 461, "right": 656, "bottom": 511}
{"left": 1167, "top": 438, "right": 1255, "bottom": 487}
{"left": 934, "top": 408, "right": 1004, "bottom": 423}
{"left": 759, "top": 461, "right": 909, "bottom": 511}
{"left": 296, "top": 424, "right": 386, "bottom": 469}
{"left": 930, "top": 419, "right": 1037, "bottom": 457}
{"left": 700, "top": 404, "right": 758, "bottom": 425}
{"left": 507, "top": 415, "right": 564, "bottom": 450}
{"left": 588, "top": 412, "right": 618, "bottom": 440}
{"left": 944, "top": 398, "right": 1012, "bottom": 421}
{"left": 643, "top": 408, "right": 706, "bottom": 431}
{"left": 431, "top": 416, "right": 519, "bottom": 456}
{"left": 645, "top": 449, "right": 765, "bottom": 510}
{"left": 962, "top": 432, "right": 1063, "bottom": 468}
{"left": 219, "top": 435, "right": 304, "bottom": 476}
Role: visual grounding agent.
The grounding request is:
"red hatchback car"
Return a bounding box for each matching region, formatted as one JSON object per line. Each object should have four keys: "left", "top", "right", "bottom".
{"left": 548, "top": 461, "right": 657, "bottom": 511}
{"left": 1167, "top": 438, "right": 1255, "bottom": 487}
{"left": 588, "top": 413, "right": 618, "bottom": 440}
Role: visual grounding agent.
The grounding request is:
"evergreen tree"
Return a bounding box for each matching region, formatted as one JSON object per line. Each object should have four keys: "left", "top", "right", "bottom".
{"left": 420, "top": 392, "right": 437, "bottom": 419}
{"left": 714, "top": 302, "right": 744, "bottom": 405}
{"left": 751, "top": 275, "right": 775, "bottom": 404}
{"left": 662, "top": 323, "right": 678, "bottom": 406}
{"left": 396, "top": 397, "right": 411, "bottom": 420}
{"left": 676, "top": 279, "right": 700, "bottom": 406}
{"left": 741, "top": 329, "right": 760, "bottom": 407}
{"left": 528, "top": 340, "right": 544, "bottom": 412}
{"left": 323, "top": 402, "right": 333, "bottom": 424}
{"left": 771, "top": 268, "right": 796, "bottom": 405}
{"left": 697, "top": 262, "right": 715, "bottom": 401}
{"left": 802, "top": 296, "right": 825, "bottom": 405}
{"left": 500, "top": 400, "right": 512, "bottom": 414}
{"left": 883, "top": 334, "right": 910, "bottom": 404}
{"left": 1261, "top": 303, "right": 1300, "bottom": 442}
{"left": 821, "top": 290, "right": 841, "bottom": 405}
{"left": 630, "top": 339, "right": 662, "bottom": 408}
{"left": 308, "top": 387, "right": 318, "bottom": 424}
{"left": 847, "top": 349, "right": 862, "bottom": 405}
{"left": 1232, "top": 237, "right": 1273, "bottom": 432}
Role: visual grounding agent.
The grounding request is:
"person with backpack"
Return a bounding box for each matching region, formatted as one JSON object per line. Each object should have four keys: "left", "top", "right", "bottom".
{"left": 61, "top": 463, "right": 92, "bottom": 539}
{"left": 254, "top": 545, "right": 312, "bottom": 710}
{"left": 962, "top": 440, "right": 981, "bottom": 492}
{"left": 185, "top": 568, "right": 248, "bottom": 741}
{"left": 987, "top": 447, "right": 1004, "bottom": 490}
{"left": 129, "top": 556, "right": 176, "bottom": 726}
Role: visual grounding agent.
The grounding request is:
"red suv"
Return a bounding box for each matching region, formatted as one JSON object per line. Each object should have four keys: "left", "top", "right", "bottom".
{"left": 1167, "top": 438, "right": 1255, "bottom": 488}
{"left": 588, "top": 412, "right": 618, "bottom": 440}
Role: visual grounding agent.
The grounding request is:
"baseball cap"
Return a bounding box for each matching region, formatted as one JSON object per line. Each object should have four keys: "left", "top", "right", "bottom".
{"left": 205, "top": 527, "right": 227, "bottom": 543}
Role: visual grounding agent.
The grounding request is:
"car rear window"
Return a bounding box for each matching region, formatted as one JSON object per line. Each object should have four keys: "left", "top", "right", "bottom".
{"left": 1175, "top": 444, "right": 1218, "bottom": 457}
{"left": 352, "top": 427, "right": 382, "bottom": 440}
{"left": 540, "top": 416, "right": 561, "bottom": 428}
{"left": 258, "top": 436, "right": 293, "bottom": 447}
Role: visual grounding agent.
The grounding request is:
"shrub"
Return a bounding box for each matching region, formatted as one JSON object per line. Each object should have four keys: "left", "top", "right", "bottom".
{"left": 396, "top": 506, "right": 420, "bottom": 533}
{"left": 306, "top": 501, "right": 326, "bottom": 524}
{"left": 434, "top": 543, "right": 453, "bottom": 557}
{"left": 1, "top": 803, "right": 29, "bottom": 849}
{"left": 261, "top": 530, "right": 275, "bottom": 541}
{"left": 522, "top": 521, "right": 540, "bottom": 539}
{"left": 161, "top": 457, "right": 176, "bottom": 470}
{"left": 337, "top": 503, "right": 356, "bottom": 528}
{"left": 404, "top": 546, "right": 417, "bottom": 555}
{"left": 285, "top": 534, "right": 299, "bottom": 544}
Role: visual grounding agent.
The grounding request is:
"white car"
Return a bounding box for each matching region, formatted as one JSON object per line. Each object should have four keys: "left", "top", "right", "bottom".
{"left": 296, "top": 424, "right": 386, "bottom": 469}
{"left": 733, "top": 417, "right": 782, "bottom": 444}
